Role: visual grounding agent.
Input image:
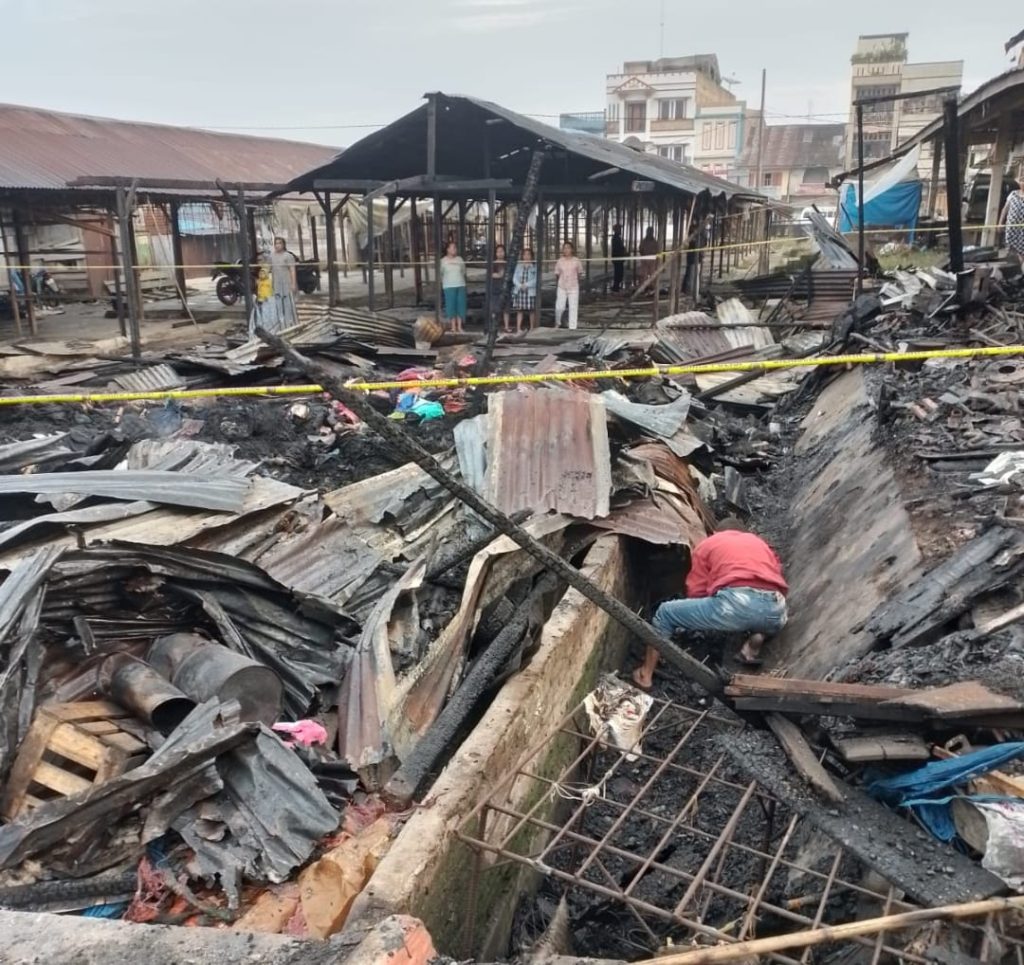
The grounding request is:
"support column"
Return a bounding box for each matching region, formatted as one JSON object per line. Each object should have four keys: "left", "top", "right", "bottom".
{"left": 310, "top": 214, "right": 319, "bottom": 272}
{"left": 115, "top": 188, "right": 141, "bottom": 359}
{"left": 169, "top": 200, "right": 188, "bottom": 314}
{"left": 485, "top": 188, "right": 496, "bottom": 330}
{"left": 384, "top": 196, "right": 395, "bottom": 309}
{"left": 107, "top": 211, "right": 126, "bottom": 337}
{"left": 411, "top": 201, "right": 424, "bottom": 303}
{"left": 323, "top": 193, "right": 339, "bottom": 306}
{"left": 654, "top": 200, "right": 668, "bottom": 322}
{"left": 584, "top": 200, "right": 593, "bottom": 290}
{"left": 534, "top": 194, "right": 545, "bottom": 326}
{"left": 943, "top": 97, "right": 965, "bottom": 292}
{"left": 983, "top": 114, "right": 1012, "bottom": 247}
{"left": 236, "top": 187, "right": 254, "bottom": 325}
{"left": 0, "top": 212, "right": 23, "bottom": 337}
{"left": 926, "top": 141, "right": 943, "bottom": 222}
{"left": 433, "top": 196, "right": 443, "bottom": 323}
{"left": 366, "top": 197, "right": 376, "bottom": 311}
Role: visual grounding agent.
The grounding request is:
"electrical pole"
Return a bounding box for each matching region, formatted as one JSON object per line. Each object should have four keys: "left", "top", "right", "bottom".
{"left": 754, "top": 69, "right": 766, "bottom": 192}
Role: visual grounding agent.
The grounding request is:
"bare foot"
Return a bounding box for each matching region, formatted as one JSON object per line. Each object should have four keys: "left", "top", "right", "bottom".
{"left": 738, "top": 633, "right": 765, "bottom": 666}
{"left": 632, "top": 667, "right": 653, "bottom": 689}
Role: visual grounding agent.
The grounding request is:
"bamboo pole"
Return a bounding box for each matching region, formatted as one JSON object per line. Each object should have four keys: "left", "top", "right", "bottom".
{"left": 633, "top": 895, "right": 1024, "bottom": 965}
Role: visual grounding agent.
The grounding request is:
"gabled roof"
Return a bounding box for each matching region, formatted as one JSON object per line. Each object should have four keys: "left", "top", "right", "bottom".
{"left": 287, "top": 93, "right": 764, "bottom": 202}
{"left": 0, "top": 103, "right": 338, "bottom": 192}
{"left": 736, "top": 123, "right": 845, "bottom": 171}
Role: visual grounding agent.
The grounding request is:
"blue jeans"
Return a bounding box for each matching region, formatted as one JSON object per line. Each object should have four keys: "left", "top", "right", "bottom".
{"left": 652, "top": 588, "right": 787, "bottom": 638}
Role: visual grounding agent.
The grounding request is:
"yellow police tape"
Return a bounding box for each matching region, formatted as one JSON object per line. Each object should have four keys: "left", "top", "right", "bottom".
{"left": 1, "top": 345, "right": 1022, "bottom": 407}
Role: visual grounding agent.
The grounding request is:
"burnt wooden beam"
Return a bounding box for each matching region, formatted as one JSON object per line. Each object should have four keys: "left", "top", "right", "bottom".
{"left": 764, "top": 713, "right": 842, "bottom": 803}
{"left": 721, "top": 728, "right": 1006, "bottom": 907}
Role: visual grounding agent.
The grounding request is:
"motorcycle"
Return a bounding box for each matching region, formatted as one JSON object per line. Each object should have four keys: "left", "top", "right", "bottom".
{"left": 32, "top": 268, "right": 61, "bottom": 310}
{"left": 212, "top": 255, "right": 320, "bottom": 307}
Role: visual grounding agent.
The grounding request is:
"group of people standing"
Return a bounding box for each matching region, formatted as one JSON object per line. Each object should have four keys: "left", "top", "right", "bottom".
{"left": 439, "top": 242, "right": 585, "bottom": 335}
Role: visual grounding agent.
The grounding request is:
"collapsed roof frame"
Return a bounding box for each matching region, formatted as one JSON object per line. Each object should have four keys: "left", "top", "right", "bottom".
{"left": 280, "top": 92, "right": 776, "bottom": 323}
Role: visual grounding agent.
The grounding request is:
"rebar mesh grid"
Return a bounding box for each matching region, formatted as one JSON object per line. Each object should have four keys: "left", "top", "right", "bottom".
{"left": 457, "top": 693, "right": 1024, "bottom": 963}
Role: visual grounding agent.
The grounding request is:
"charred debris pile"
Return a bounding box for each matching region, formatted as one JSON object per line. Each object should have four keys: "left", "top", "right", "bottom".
{"left": 2, "top": 240, "right": 1024, "bottom": 960}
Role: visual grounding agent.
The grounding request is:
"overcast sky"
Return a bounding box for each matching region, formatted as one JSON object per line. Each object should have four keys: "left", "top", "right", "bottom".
{"left": 2, "top": 0, "right": 1016, "bottom": 147}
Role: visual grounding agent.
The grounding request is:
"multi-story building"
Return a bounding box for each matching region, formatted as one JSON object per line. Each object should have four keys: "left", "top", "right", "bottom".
{"left": 604, "top": 55, "right": 745, "bottom": 172}
{"left": 844, "top": 33, "right": 962, "bottom": 207}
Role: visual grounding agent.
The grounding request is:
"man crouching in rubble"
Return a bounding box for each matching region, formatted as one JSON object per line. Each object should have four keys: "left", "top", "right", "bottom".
{"left": 632, "top": 519, "right": 788, "bottom": 689}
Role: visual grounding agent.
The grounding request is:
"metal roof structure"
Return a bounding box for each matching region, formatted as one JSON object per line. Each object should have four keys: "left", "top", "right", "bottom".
{"left": 736, "top": 123, "right": 845, "bottom": 172}
{"left": 0, "top": 102, "right": 338, "bottom": 196}
{"left": 287, "top": 93, "right": 765, "bottom": 202}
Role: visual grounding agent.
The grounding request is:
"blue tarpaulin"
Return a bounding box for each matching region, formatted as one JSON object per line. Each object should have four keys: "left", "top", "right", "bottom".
{"left": 868, "top": 742, "right": 1024, "bottom": 841}
{"left": 838, "top": 180, "right": 922, "bottom": 238}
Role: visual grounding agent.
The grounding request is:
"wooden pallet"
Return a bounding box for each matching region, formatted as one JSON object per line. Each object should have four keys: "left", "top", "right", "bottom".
{"left": 0, "top": 701, "right": 148, "bottom": 821}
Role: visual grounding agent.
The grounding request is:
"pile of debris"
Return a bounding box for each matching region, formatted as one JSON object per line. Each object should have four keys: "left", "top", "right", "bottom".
{"left": 0, "top": 332, "right": 732, "bottom": 936}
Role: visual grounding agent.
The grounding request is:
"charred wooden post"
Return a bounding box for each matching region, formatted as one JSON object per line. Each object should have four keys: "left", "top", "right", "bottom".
{"left": 114, "top": 186, "right": 141, "bottom": 359}
{"left": 365, "top": 197, "right": 376, "bottom": 310}
{"left": 384, "top": 196, "right": 395, "bottom": 309}
{"left": 169, "top": 201, "right": 188, "bottom": 315}
{"left": 479, "top": 149, "right": 544, "bottom": 373}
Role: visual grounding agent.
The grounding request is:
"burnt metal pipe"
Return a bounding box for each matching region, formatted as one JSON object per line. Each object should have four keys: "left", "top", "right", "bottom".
{"left": 100, "top": 653, "right": 195, "bottom": 735}
{"left": 148, "top": 633, "right": 283, "bottom": 725}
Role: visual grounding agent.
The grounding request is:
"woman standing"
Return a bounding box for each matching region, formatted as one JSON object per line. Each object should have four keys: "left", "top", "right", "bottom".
{"left": 1000, "top": 186, "right": 1024, "bottom": 258}
{"left": 512, "top": 247, "right": 537, "bottom": 335}
{"left": 440, "top": 241, "right": 467, "bottom": 333}
{"left": 554, "top": 242, "right": 584, "bottom": 329}
{"left": 491, "top": 244, "right": 511, "bottom": 333}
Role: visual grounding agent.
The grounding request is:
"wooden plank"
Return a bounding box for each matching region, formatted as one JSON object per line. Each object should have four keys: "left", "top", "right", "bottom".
{"left": 47, "top": 723, "right": 106, "bottom": 770}
{"left": 46, "top": 701, "right": 126, "bottom": 723}
{"left": 882, "top": 681, "right": 1024, "bottom": 718}
{"left": 77, "top": 721, "right": 120, "bottom": 735}
{"left": 835, "top": 734, "right": 931, "bottom": 763}
{"left": 0, "top": 716, "right": 62, "bottom": 821}
{"left": 727, "top": 674, "right": 916, "bottom": 702}
{"left": 765, "top": 714, "right": 843, "bottom": 803}
{"left": 32, "top": 761, "right": 93, "bottom": 797}
{"left": 733, "top": 696, "right": 927, "bottom": 722}
{"left": 102, "top": 732, "right": 148, "bottom": 754}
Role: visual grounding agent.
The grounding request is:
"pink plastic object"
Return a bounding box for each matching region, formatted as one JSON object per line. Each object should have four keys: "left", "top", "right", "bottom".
{"left": 272, "top": 719, "right": 329, "bottom": 748}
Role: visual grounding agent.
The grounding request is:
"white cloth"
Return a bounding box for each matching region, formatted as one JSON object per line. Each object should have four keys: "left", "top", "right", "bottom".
{"left": 555, "top": 288, "right": 579, "bottom": 329}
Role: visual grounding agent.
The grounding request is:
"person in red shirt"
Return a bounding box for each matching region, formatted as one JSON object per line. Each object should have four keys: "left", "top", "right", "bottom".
{"left": 632, "top": 519, "right": 788, "bottom": 689}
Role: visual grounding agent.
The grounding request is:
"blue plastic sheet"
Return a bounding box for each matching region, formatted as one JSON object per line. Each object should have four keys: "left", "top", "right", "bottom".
{"left": 867, "top": 742, "right": 1024, "bottom": 840}
{"left": 838, "top": 180, "right": 922, "bottom": 238}
{"left": 82, "top": 902, "right": 128, "bottom": 919}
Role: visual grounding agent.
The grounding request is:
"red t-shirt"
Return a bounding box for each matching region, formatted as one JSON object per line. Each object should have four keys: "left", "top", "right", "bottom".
{"left": 684, "top": 531, "right": 788, "bottom": 598}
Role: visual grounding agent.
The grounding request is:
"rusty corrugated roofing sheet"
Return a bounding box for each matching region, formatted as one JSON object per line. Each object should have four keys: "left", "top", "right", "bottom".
{"left": 0, "top": 103, "right": 338, "bottom": 191}
{"left": 486, "top": 388, "right": 612, "bottom": 519}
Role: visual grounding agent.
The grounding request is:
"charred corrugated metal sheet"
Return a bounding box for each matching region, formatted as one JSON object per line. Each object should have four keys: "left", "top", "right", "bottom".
{"left": 601, "top": 390, "right": 691, "bottom": 439}
{"left": 0, "top": 435, "right": 72, "bottom": 473}
{"left": 486, "top": 389, "right": 612, "bottom": 519}
{"left": 110, "top": 364, "right": 185, "bottom": 393}
{"left": 0, "top": 103, "right": 337, "bottom": 191}
{"left": 592, "top": 492, "right": 707, "bottom": 546}
{"left": 0, "top": 470, "right": 250, "bottom": 513}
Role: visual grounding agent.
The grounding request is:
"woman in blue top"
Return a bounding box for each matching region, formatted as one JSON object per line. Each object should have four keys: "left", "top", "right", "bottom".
{"left": 512, "top": 247, "right": 537, "bottom": 335}
{"left": 440, "top": 241, "right": 467, "bottom": 333}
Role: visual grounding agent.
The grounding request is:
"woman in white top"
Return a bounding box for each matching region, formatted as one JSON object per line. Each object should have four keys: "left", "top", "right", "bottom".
{"left": 554, "top": 242, "right": 584, "bottom": 329}
{"left": 440, "top": 242, "right": 467, "bottom": 333}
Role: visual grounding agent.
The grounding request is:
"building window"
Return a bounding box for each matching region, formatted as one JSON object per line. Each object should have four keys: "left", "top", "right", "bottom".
{"left": 658, "top": 98, "right": 690, "bottom": 120}
{"left": 625, "top": 101, "right": 646, "bottom": 133}
{"left": 701, "top": 124, "right": 712, "bottom": 150}
{"left": 657, "top": 144, "right": 689, "bottom": 163}
{"left": 761, "top": 172, "right": 780, "bottom": 187}
{"left": 607, "top": 103, "right": 619, "bottom": 121}
{"left": 727, "top": 121, "right": 737, "bottom": 149}
{"left": 802, "top": 166, "right": 830, "bottom": 185}
{"left": 714, "top": 122, "right": 725, "bottom": 150}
